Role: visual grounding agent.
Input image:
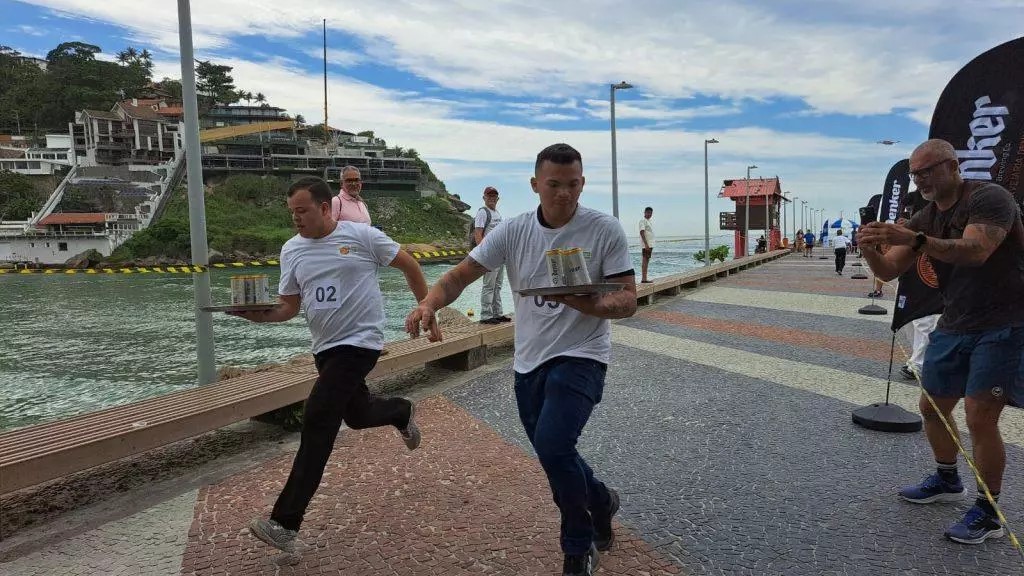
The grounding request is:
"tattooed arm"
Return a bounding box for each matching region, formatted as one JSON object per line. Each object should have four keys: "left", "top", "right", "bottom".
{"left": 546, "top": 273, "right": 637, "bottom": 319}
{"left": 922, "top": 223, "right": 1007, "bottom": 266}
{"left": 404, "top": 256, "right": 490, "bottom": 340}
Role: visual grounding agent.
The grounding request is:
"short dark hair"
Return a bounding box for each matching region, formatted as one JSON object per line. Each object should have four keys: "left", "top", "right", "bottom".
{"left": 288, "top": 176, "right": 332, "bottom": 205}
{"left": 535, "top": 143, "right": 582, "bottom": 173}
{"left": 644, "top": 207, "right": 653, "bottom": 212}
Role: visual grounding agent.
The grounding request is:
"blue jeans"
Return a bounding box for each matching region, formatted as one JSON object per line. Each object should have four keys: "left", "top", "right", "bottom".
{"left": 922, "top": 326, "right": 1024, "bottom": 406}
{"left": 514, "top": 356, "right": 612, "bottom": 555}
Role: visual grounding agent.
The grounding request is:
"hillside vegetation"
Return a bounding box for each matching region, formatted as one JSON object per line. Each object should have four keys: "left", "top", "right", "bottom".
{"left": 110, "top": 175, "right": 471, "bottom": 262}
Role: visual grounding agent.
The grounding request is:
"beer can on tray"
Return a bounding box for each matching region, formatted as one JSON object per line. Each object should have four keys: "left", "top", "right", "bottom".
{"left": 545, "top": 249, "right": 564, "bottom": 286}
{"left": 243, "top": 276, "right": 255, "bottom": 304}
{"left": 255, "top": 274, "right": 270, "bottom": 303}
{"left": 561, "top": 247, "right": 591, "bottom": 286}
{"left": 230, "top": 275, "right": 245, "bottom": 305}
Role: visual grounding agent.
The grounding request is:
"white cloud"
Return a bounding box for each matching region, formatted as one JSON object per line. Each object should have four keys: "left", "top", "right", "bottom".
{"left": 20, "top": 0, "right": 1024, "bottom": 121}
{"left": 10, "top": 25, "right": 48, "bottom": 36}
{"left": 303, "top": 47, "right": 367, "bottom": 68}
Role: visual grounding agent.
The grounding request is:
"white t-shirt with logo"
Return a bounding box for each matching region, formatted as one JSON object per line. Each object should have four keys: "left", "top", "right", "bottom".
{"left": 278, "top": 222, "right": 400, "bottom": 354}
{"left": 469, "top": 205, "right": 634, "bottom": 373}
{"left": 474, "top": 207, "right": 503, "bottom": 237}
{"left": 639, "top": 217, "right": 655, "bottom": 247}
{"left": 831, "top": 235, "right": 852, "bottom": 250}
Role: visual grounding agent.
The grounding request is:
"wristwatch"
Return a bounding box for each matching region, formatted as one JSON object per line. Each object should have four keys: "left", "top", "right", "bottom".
{"left": 912, "top": 232, "right": 927, "bottom": 252}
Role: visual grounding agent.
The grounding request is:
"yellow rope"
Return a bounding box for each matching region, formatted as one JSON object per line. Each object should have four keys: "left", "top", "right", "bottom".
{"left": 895, "top": 337, "right": 1024, "bottom": 561}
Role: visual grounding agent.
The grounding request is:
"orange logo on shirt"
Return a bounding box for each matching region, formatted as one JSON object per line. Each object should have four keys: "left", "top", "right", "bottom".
{"left": 339, "top": 246, "right": 350, "bottom": 255}
{"left": 917, "top": 255, "right": 938, "bottom": 289}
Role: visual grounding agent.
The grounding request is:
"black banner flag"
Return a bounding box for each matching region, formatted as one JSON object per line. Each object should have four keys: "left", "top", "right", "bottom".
{"left": 929, "top": 36, "right": 1024, "bottom": 206}
{"left": 878, "top": 159, "right": 910, "bottom": 224}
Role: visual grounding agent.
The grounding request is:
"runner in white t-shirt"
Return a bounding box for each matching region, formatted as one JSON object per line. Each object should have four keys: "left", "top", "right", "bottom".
{"left": 405, "top": 144, "right": 637, "bottom": 576}
{"left": 226, "top": 176, "right": 438, "bottom": 556}
{"left": 831, "top": 229, "right": 852, "bottom": 275}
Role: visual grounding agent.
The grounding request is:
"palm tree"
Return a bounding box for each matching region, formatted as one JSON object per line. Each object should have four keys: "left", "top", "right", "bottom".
{"left": 242, "top": 91, "right": 253, "bottom": 105}
{"left": 255, "top": 92, "right": 266, "bottom": 107}
{"left": 294, "top": 114, "right": 305, "bottom": 126}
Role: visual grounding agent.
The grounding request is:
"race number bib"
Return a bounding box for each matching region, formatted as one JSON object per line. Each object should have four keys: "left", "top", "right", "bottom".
{"left": 310, "top": 279, "right": 341, "bottom": 310}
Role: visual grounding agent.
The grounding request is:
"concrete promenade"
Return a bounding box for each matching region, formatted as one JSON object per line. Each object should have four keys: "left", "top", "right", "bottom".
{"left": 4, "top": 253, "right": 1024, "bottom": 575}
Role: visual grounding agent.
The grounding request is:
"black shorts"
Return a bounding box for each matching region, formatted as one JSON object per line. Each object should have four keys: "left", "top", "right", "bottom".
{"left": 642, "top": 247, "right": 653, "bottom": 258}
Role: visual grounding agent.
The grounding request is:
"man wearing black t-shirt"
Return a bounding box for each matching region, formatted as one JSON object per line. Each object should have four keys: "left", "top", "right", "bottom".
{"left": 859, "top": 139, "right": 1024, "bottom": 546}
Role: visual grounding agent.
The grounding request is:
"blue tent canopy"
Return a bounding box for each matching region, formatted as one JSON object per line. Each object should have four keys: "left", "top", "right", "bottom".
{"left": 826, "top": 218, "right": 859, "bottom": 229}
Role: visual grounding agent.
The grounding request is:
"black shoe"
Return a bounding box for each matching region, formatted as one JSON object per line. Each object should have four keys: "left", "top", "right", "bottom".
{"left": 562, "top": 544, "right": 599, "bottom": 576}
{"left": 641, "top": 280, "right": 653, "bottom": 283}
{"left": 497, "top": 315, "right": 513, "bottom": 322}
{"left": 480, "top": 317, "right": 502, "bottom": 325}
{"left": 900, "top": 365, "right": 917, "bottom": 380}
{"left": 593, "top": 487, "right": 620, "bottom": 551}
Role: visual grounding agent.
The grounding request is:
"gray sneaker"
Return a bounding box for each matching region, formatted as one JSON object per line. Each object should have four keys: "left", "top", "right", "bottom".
{"left": 249, "top": 518, "right": 297, "bottom": 553}
{"left": 399, "top": 399, "right": 421, "bottom": 450}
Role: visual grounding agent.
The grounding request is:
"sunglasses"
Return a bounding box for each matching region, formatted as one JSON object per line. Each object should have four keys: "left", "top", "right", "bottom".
{"left": 909, "top": 158, "right": 954, "bottom": 181}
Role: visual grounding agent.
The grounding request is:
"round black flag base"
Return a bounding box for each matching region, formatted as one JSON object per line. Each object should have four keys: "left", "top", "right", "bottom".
{"left": 851, "top": 273, "right": 869, "bottom": 279}
{"left": 859, "top": 303, "right": 888, "bottom": 315}
{"left": 852, "top": 263, "right": 862, "bottom": 267}
{"left": 852, "top": 403, "right": 922, "bottom": 433}
{"left": 818, "top": 256, "right": 829, "bottom": 260}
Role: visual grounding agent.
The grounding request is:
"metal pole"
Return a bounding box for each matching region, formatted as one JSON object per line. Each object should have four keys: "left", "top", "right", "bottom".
{"left": 765, "top": 178, "right": 770, "bottom": 250}
{"left": 703, "top": 139, "right": 717, "bottom": 266}
{"left": 177, "top": 0, "right": 216, "bottom": 386}
{"left": 781, "top": 192, "right": 786, "bottom": 247}
{"left": 744, "top": 170, "right": 749, "bottom": 256}
{"left": 323, "top": 19, "right": 329, "bottom": 146}
{"left": 610, "top": 84, "right": 619, "bottom": 219}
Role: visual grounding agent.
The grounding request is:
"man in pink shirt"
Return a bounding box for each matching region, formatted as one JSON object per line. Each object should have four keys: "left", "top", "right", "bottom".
{"left": 331, "top": 166, "right": 372, "bottom": 224}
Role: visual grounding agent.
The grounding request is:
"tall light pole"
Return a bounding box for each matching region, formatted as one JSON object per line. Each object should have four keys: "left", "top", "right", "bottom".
{"left": 744, "top": 164, "right": 757, "bottom": 256}
{"left": 609, "top": 81, "right": 633, "bottom": 219}
{"left": 801, "top": 201, "right": 807, "bottom": 231}
{"left": 790, "top": 193, "right": 798, "bottom": 242}
{"left": 765, "top": 177, "right": 771, "bottom": 250}
{"left": 704, "top": 138, "right": 719, "bottom": 266}
{"left": 177, "top": 0, "right": 216, "bottom": 385}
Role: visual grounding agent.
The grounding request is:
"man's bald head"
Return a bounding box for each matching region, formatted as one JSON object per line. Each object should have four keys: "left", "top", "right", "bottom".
{"left": 912, "top": 139, "right": 957, "bottom": 164}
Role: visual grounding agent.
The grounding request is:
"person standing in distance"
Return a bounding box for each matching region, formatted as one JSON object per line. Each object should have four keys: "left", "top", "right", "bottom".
{"left": 405, "top": 144, "right": 637, "bottom": 576}
{"left": 831, "top": 229, "right": 851, "bottom": 275}
{"left": 332, "top": 165, "right": 372, "bottom": 224}
{"left": 229, "top": 176, "right": 436, "bottom": 554}
{"left": 639, "top": 207, "right": 655, "bottom": 283}
{"left": 859, "top": 139, "right": 1024, "bottom": 545}
{"left": 475, "top": 186, "right": 509, "bottom": 324}
{"left": 802, "top": 229, "right": 815, "bottom": 258}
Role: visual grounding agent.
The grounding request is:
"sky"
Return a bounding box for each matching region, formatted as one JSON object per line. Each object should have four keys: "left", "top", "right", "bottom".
{"left": 4, "top": 0, "right": 1024, "bottom": 240}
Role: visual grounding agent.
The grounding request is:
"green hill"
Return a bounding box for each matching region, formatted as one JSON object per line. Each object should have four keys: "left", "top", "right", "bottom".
{"left": 110, "top": 175, "right": 471, "bottom": 262}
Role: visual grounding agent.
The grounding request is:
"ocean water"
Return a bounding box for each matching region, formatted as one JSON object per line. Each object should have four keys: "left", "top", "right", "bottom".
{"left": 0, "top": 238, "right": 710, "bottom": 430}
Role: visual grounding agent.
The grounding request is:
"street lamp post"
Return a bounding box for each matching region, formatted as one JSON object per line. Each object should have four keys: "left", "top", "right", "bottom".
{"left": 765, "top": 178, "right": 771, "bottom": 250}
{"left": 744, "top": 164, "right": 757, "bottom": 256}
{"left": 609, "top": 81, "right": 633, "bottom": 219}
{"left": 790, "top": 194, "right": 798, "bottom": 243}
{"left": 177, "top": 0, "right": 216, "bottom": 385}
{"left": 801, "top": 201, "right": 807, "bottom": 231}
{"left": 704, "top": 138, "right": 719, "bottom": 266}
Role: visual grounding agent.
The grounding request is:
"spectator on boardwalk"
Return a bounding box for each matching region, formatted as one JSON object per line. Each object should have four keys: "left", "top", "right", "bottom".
{"left": 795, "top": 229, "right": 805, "bottom": 252}
{"left": 831, "top": 230, "right": 851, "bottom": 275}
{"left": 405, "top": 143, "right": 637, "bottom": 576}
{"left": 229, "top": 176, "right": 432, "bottom": 555}
{"left": 474, "top": 186, "right": 509, "bottom": 324}
{"left": 331, "top": 166, "right": 372, "bottom": 225}
{"left": 802, "top": 229, "right": 815, "bottom": 257}
{"left": 639, "top": 207, "right": 655, "bottom": 283}
{"left": 755, "top": 235, "right": 767, "bottom": 254}
{"left": 850, "top": 228, "right": 859, "bottom": 255}
{"left": 867, "top": 245, "right": 888, "bottom": 298}
{"left": 859, "top": 138, "right": 1024, "bottom": 545}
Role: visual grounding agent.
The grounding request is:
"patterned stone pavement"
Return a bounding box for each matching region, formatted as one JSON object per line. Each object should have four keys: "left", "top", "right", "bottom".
{"left": 5, "top": 252, "right": 1024, "bottom": 575}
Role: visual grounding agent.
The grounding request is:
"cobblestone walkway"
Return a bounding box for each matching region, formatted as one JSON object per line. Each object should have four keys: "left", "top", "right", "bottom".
{"left": 5, "top": 253, "right": 1024, "bottom": 575}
